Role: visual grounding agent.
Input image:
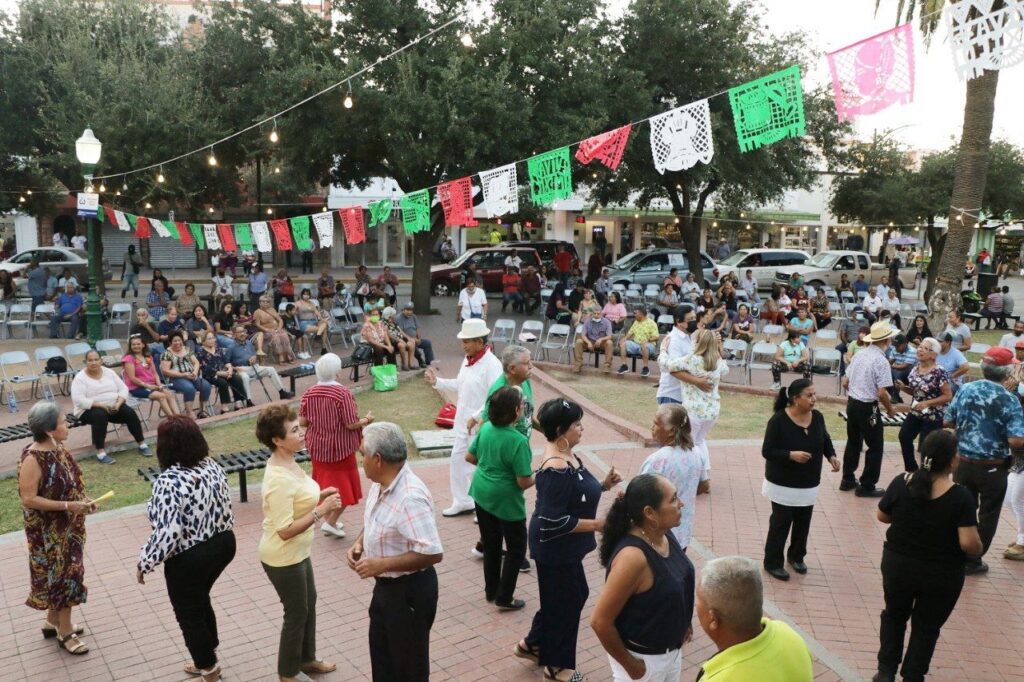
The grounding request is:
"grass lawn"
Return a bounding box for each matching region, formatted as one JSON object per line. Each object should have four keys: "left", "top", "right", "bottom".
{"left": 0, "top": 378, "right": 444, "bottom": 536}
{"left": 545, "top": 369, "right": 901, "bottom": 444}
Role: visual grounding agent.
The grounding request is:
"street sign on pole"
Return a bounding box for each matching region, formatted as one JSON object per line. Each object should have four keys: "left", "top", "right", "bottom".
{"left": 76, "top": 192, "right": 99, "bottom": 219}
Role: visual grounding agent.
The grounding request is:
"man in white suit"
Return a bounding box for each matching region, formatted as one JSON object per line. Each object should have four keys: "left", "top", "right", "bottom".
{"left": 426, "top": 318, "right": 504, "bottom": 516}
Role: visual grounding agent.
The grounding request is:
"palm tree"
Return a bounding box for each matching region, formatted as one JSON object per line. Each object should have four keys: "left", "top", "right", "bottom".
{"left": 882, "top": 0, "right": 1001, "bottom": 328}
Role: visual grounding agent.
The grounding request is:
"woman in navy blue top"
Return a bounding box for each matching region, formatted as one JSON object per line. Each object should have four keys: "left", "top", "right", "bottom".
{"left": 592, "top": 473, "right": 694, "bottom": 682}
{"left": 515, "top": 399, "right": 620, "bottom": 682}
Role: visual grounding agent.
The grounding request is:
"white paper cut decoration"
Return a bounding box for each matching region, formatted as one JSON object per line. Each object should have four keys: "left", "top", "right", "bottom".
{"left": 311, "top": 212, "right": 334, "bottom": 247}
{"left": 203, "top": 223, "right": 221, "bottom": 251}
{"left": 478, "top": 163, "right": 519, "bottom": 217}
{"left": 251, "top": 221, "right": 273, "bottom": 253}
{"left": 649, "top": 99, "right": 714, "bottom": 173}
{"left": 150, "top": 218, "right": 171, "bottom": 238}
{"left": 113, "top": 210, "right": 131, "bottom": 232}
{"left": 827, "top": 24, "right": 915, "bottom": 121}
{"left": 947, "top": 0, "right": 1024, "bottom": 80}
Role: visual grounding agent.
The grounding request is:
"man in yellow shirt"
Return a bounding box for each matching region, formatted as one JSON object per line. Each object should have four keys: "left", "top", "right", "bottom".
{"left": 617, "top": 307, "right": 660, "bottom": 377}
{"left": 696, "top": 556, "right": 813, "bottom": 681}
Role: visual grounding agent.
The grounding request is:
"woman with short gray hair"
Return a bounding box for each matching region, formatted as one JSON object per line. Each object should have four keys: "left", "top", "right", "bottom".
{"left": 298, "top": 353, "right": 374, "bottom": 538}
{"left": 18, "top": 401, "right": 96, "bottom": 655}
{"left": 895, "top": 337, "right": 952, "bottom": 473}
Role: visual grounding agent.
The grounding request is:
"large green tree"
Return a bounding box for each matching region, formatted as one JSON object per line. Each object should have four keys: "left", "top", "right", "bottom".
{"left": 596, "top": 0, "right": 848, "bottom": 282}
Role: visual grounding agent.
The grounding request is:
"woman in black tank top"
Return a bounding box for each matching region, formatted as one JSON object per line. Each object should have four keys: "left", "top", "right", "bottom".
{"left": 591, "top": 473, "right": 695, "bottom": 682}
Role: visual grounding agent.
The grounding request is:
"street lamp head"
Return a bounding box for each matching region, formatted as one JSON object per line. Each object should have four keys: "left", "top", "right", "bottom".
{"left": 76, "top": 128, "right": 102, "bottom": 166}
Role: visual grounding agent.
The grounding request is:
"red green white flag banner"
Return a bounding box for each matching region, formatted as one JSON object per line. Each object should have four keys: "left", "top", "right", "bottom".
{"left": 438, "top": 176, "right": 478, "bottom": 227}
{"left": 289, "top": 215, "right": 314, "bottom": 250}
{"left": 217, "top": 224, "right": 237, "bottom": 251}
{"left": 113, "top": 210, "right": 131, "bottom": 232}
{"left": 400, "top": 190, "right": 432, "bottom": 234}
{"left": 203, "top": 223, "right": 222, "bottom": 250}
{"left": 728, "top": 65, "right": 806, "bottom": 153}
{"left": 526, "top": 147, "right": 572, "bottom": 206}
{"left": 150, "top": 219, "right": 171, "bottom": 238}
{"left": 235, "top": 223, "right": 254, "bottom": 252}
{"left": 311, "top": 211, "right": 334, "bottom": 246}
{"left": 339, "top": 207, "right": 365, "bottom": 244}
{"left": 270, "top": 219, "right": 293, "bottom": 250}
{"left": 134, "top": 216, "right": 152, "bottom": 238}
{"left": 188, "top": 223, "right": 205, "bottom": 249}
{"left": 827, "top": 23, "right": 915, "bottom": 122}
{"left": 251, "top": 221, "right": 273, "bottom": 252}
{"left": 575, "top": 124, "right": 632, "bottom": 170}
{"left": 176, "top": 221, "right": 193, "bottom": 246}
{"left": 650, "top": 100, "right": 714, "bottom": 172}
{"left": 478, "top": 163, "right": 518, "bottom": 217}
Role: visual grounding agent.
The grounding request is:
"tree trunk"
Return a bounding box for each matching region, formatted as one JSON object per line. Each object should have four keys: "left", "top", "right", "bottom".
{"left": 924, "top": 222, "right": 945, "bottom": 302}
{"left": 926, "top": 69, "right": 999, "bottom": 331}
{"left": 680, "top": 216, "right": 704, "bottom": 286}
{"left": 411, "top": 210, "right": 447, "bottom": 315}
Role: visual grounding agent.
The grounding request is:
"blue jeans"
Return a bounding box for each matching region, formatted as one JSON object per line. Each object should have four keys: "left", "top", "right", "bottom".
{"left": 122, "top": 272, "right": 139, "bottom": 294}
{"left": 656, "top": 397, "right": 682, "bottom": 405}
{"left": 169, "top": 377, "right": 212, "bottom": 403}
{"left": 49, "top": 312, "right": 79, "bottom": 338}
{"left": 416, "top": 338, "right": 435, "bottom": 364}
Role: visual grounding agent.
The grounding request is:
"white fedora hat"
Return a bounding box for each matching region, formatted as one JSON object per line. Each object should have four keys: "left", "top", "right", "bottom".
{"left": 456, "top": 318, "right": 491, "bottom": 339}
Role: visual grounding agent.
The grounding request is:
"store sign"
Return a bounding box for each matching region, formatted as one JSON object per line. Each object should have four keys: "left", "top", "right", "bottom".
{"left": 76, "top": 192, "right": 99, "bottom": 218}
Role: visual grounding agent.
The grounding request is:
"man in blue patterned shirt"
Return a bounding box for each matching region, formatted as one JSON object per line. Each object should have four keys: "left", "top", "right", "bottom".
{"left": 944, "top": 346, "right": 1024, "bottom": 575}
{"left": 887, "top": 335, "right": 917, "bottom": 402}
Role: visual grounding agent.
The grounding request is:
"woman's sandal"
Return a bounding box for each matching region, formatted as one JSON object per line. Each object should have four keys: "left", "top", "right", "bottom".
{"left": 512, "top": 641, "right": 540, "bottom": 665}
{"left": 56, "top": 632, "right": 89, "bottom": 655}
{"left": 300, "top": 660, "right": 337, "bottom": 674}
{"left": 544, "top": 667, "right": 584, "bottom": 682}
{"left": 42, "top": 621, "right": 83, "bottom": 639}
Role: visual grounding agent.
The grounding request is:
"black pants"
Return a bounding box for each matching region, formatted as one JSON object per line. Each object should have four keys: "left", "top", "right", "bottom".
{"left": 369, "top": 567, "right": 438, "bottom": 682}
{"left": 524, "top": 560, "right": 589, "bottom": 670}
{"left": 263, "top": 558, "right": 317, "bottom": 677}
{"left": 843, "top": 398, "right": 884, "bottom": 489}
{"left": 249, "top": 291, "right": 266, "bottom": 311}
{"left": 301, "top": 251, "right": 313, "bottom": 273}
{"left": 953, "top": 458, "right": 1010, "bottom": 560}
{"left": 273, "top": 292, "right": 294, "bottom": 309}
{"left": 897, "top": 415, "right": 941, "bottom": 473}
{"left": 475, "top": 504, "right": 527, "bottom": 604}
{"left": 878, "top": 549, "right": 964, "bottom": 681}
{"left": 209, "top": 374, "right": 247, "bottom": 405}
{"left": 771, "top": 360, "right": 812, "bottom": 383}
{"left": 763, "top": 502, "right": 813, "bottom": 570}
{"left": 164, "top": 530, "right": 236, "bottom": 671}
{"left": 78, "top": 404, "right": 144, "bottom": 450}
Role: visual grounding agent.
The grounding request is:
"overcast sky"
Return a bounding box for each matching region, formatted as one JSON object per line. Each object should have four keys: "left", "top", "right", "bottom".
{"left": 752, "top": 0, "right": 1024, "bottom": 152}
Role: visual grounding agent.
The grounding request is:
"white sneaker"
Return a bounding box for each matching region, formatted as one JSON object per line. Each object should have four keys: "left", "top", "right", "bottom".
{"left": 442, "top": 504, "right": 474, "bottom": 517}
{"left": 321, "top": 522, "right": 346, "bottom": 538}
{"left": 770, "top": 382, "right": 781, "bottom": 390}
{"left": 470, "top": 544, "right": 484, "bottom": 559}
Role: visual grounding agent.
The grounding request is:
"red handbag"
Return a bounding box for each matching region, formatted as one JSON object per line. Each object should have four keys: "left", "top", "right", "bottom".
{"left": 435, "top": 403, "right": 456, "bottom": 429}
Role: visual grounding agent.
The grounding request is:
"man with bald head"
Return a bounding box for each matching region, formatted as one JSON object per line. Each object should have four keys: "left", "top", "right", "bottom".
{"left": 695, "top": 556, "right": 812, "bottom": 681}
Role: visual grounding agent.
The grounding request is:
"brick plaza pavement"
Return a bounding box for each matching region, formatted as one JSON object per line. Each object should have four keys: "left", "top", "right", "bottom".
{"left": 2, "top": 391, "right": 1023, "bottom": 680}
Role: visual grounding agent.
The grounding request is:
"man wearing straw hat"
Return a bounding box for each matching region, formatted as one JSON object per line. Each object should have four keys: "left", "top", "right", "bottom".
{"left": 426, "top": 318, "right": 503, "bottom": 517}
{"left": 840, "top": 320, "right": 898, "bottom": 498}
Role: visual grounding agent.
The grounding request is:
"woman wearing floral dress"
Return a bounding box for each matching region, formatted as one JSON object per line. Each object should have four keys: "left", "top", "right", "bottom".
{"left": 659, "top": 329, "right": 728, "bottom": 487}
{"left": 196, "top": 332, "right": 248, "bottom": 414}
{"left": 254, "top": 295, "right": 296, "bottom": 364}
{"left": 894, "top": 338, "right": 952, "bottom": 473}
{"left": 18, "top": 401, "right": 96, "bottom": 655}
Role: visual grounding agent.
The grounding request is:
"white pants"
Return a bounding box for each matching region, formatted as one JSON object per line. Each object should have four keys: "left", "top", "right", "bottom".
{"left": 608, "top": 649, "right": 681, "bottom": 682}
{"left": 237, "top": 365, "right": 284, "bottom": 399}
{"left": 449, "top": 431, "right": 474, "bottom": 510}
{"left": 1007, "top": 469, "right": 1024, "bottom": 546}
{"left": 689, "top": 415, "right": 716, "bottom": 476}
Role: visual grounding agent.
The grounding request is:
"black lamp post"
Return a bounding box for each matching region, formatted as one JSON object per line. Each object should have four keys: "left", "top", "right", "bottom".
{"left": 75, "top": 128, "right": 103, "bottom": 345}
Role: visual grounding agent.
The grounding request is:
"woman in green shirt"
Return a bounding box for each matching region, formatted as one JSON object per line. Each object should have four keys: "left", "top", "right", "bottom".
{"left": 467, "top": 386, "right": 535, "bottom": 610}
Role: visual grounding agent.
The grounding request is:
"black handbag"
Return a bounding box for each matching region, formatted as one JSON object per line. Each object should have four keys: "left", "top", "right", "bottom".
{"left": 351, "top": 344, "right": 374, "bottom": 363}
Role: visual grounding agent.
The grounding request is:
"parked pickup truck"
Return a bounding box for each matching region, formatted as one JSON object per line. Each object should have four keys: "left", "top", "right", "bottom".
{"left": 773, "top": 250, "right": 917, "bottom": 291}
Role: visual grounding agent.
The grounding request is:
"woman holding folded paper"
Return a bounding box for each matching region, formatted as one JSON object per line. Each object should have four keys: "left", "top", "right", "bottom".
{"left": 18, "top": 401, "right": 96, "bottom": 657}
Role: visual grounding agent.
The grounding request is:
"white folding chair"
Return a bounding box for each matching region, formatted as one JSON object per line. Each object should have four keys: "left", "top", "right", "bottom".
{"left": 627, "top": 284, "right": 643, "bottom": 293}
{"left": 540, "top": 289, "right": 553, "bottom": 306}
{"left": 492, "top": 319, "right": 517, "bottom": 347}
{"left": 519, "top": 320, "right": 545, "bottom": 357}
{"left": 0, "top": 350, "right": 41, "bottom": 404}
{"left": 6, "top": 303, "right": 32, "bottom": 339}
{"left": 108, "top": 302, "right": 134, "bottom": 338}
{"left": 540, "top": 323, "right": 572, "bottom": 363}
{"left": 31, "top": 303, "right": 56, "bottom": 339}
{"left": 34, "top": 346, "right": 75, "bottom": 396}
{"left": 95, "top": 338, "right": 125, "bottom": 368}
{"left": 812, "top": 347, "right": 843, "bottom": 394}
{"left": 812, "top": 329, "right": 838, "bottom": 349}
{"left": 840, "top": 291, "right": 854, "bottom": 303}
{"left": 761, "top": 324, "right": 785, "bottom": 343}
{"left": 829, "top": 302, "right": 845, "bottom": 321}
{"left": 747, "top": 341, "right": 778, "bottom": 385}
{"left": 722, "top": 338, "right": 749, "bottom": 384}
{"left": 612, "top": 283, "right": 626, "bottom": 293}
{"left": 64, "top": 342, "right": 93, "bottom": 372}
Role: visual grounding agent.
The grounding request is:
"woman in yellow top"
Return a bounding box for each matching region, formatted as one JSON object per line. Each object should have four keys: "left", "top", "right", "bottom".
{"left": 256, "top": 404, "right": 341, "bottom": 682}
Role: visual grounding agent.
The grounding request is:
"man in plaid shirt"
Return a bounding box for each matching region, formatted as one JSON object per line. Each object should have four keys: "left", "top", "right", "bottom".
{"left": 348, "top": 422, "right": 443, "bottom": 681}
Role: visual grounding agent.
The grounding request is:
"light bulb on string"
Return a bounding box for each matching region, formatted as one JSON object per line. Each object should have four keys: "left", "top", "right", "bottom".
{"left": 712, "top": 221, "right": 718, "bottom": 228}
{"left": 208, "top": 206, "right": 215, "bottom": 214}
{"left": 157, "top": 168, "right": 165, "bottom": 184}
{"left": 266, "top": 207, "right": 274, "bottom": 215}
{"left": 460, "top": 32, "right": 474, "bottom": 48}
{"left": 343, "top": 81, "right": 354, "bottom": 109}
{"left": 26, "top": 190, "right": 32, "bottom": 196}
{"left": 634, "top": 213, "right": 639, "bottom": 219}
{"left": 115, "top": 189, "right": 121, "bottom": 196}
{"left": 321, "top": 205, "right": 327, "bottom": 212}
{"left": 144, "top": 202, "right": 152, "bottom": 210}
{"left": 746, "top": 223, "right": 751, "bottom": 230}
{"left": 122, "top": 180, "right": 128, "bottom": 191}
{"left": 207, "top": 149, "right": 218, "bottom": 167}
{"left": 270, "top": 119, "right": 279, "bottom": 143}
{"left": 18, "top": 195, "right": 25, "bottom": 203}
{"left": 99, "top": 183, "right": 106, "bottom": 193}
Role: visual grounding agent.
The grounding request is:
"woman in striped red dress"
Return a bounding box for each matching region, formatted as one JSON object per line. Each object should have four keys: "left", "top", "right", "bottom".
{"left": 298, "top": 353, "right": 374, "bottom": 538}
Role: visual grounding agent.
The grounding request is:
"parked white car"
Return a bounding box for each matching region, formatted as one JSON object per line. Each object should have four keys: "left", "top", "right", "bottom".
{"left": 774, "top": 250, "right": 917, "bottom": 290}
{"left": 716, "top": 248, "right": 810, "bottom": 290}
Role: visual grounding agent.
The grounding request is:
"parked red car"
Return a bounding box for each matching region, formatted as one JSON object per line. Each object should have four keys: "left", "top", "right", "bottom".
{"left": 430, "top": 246, "right": 542, "bottom": 295}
